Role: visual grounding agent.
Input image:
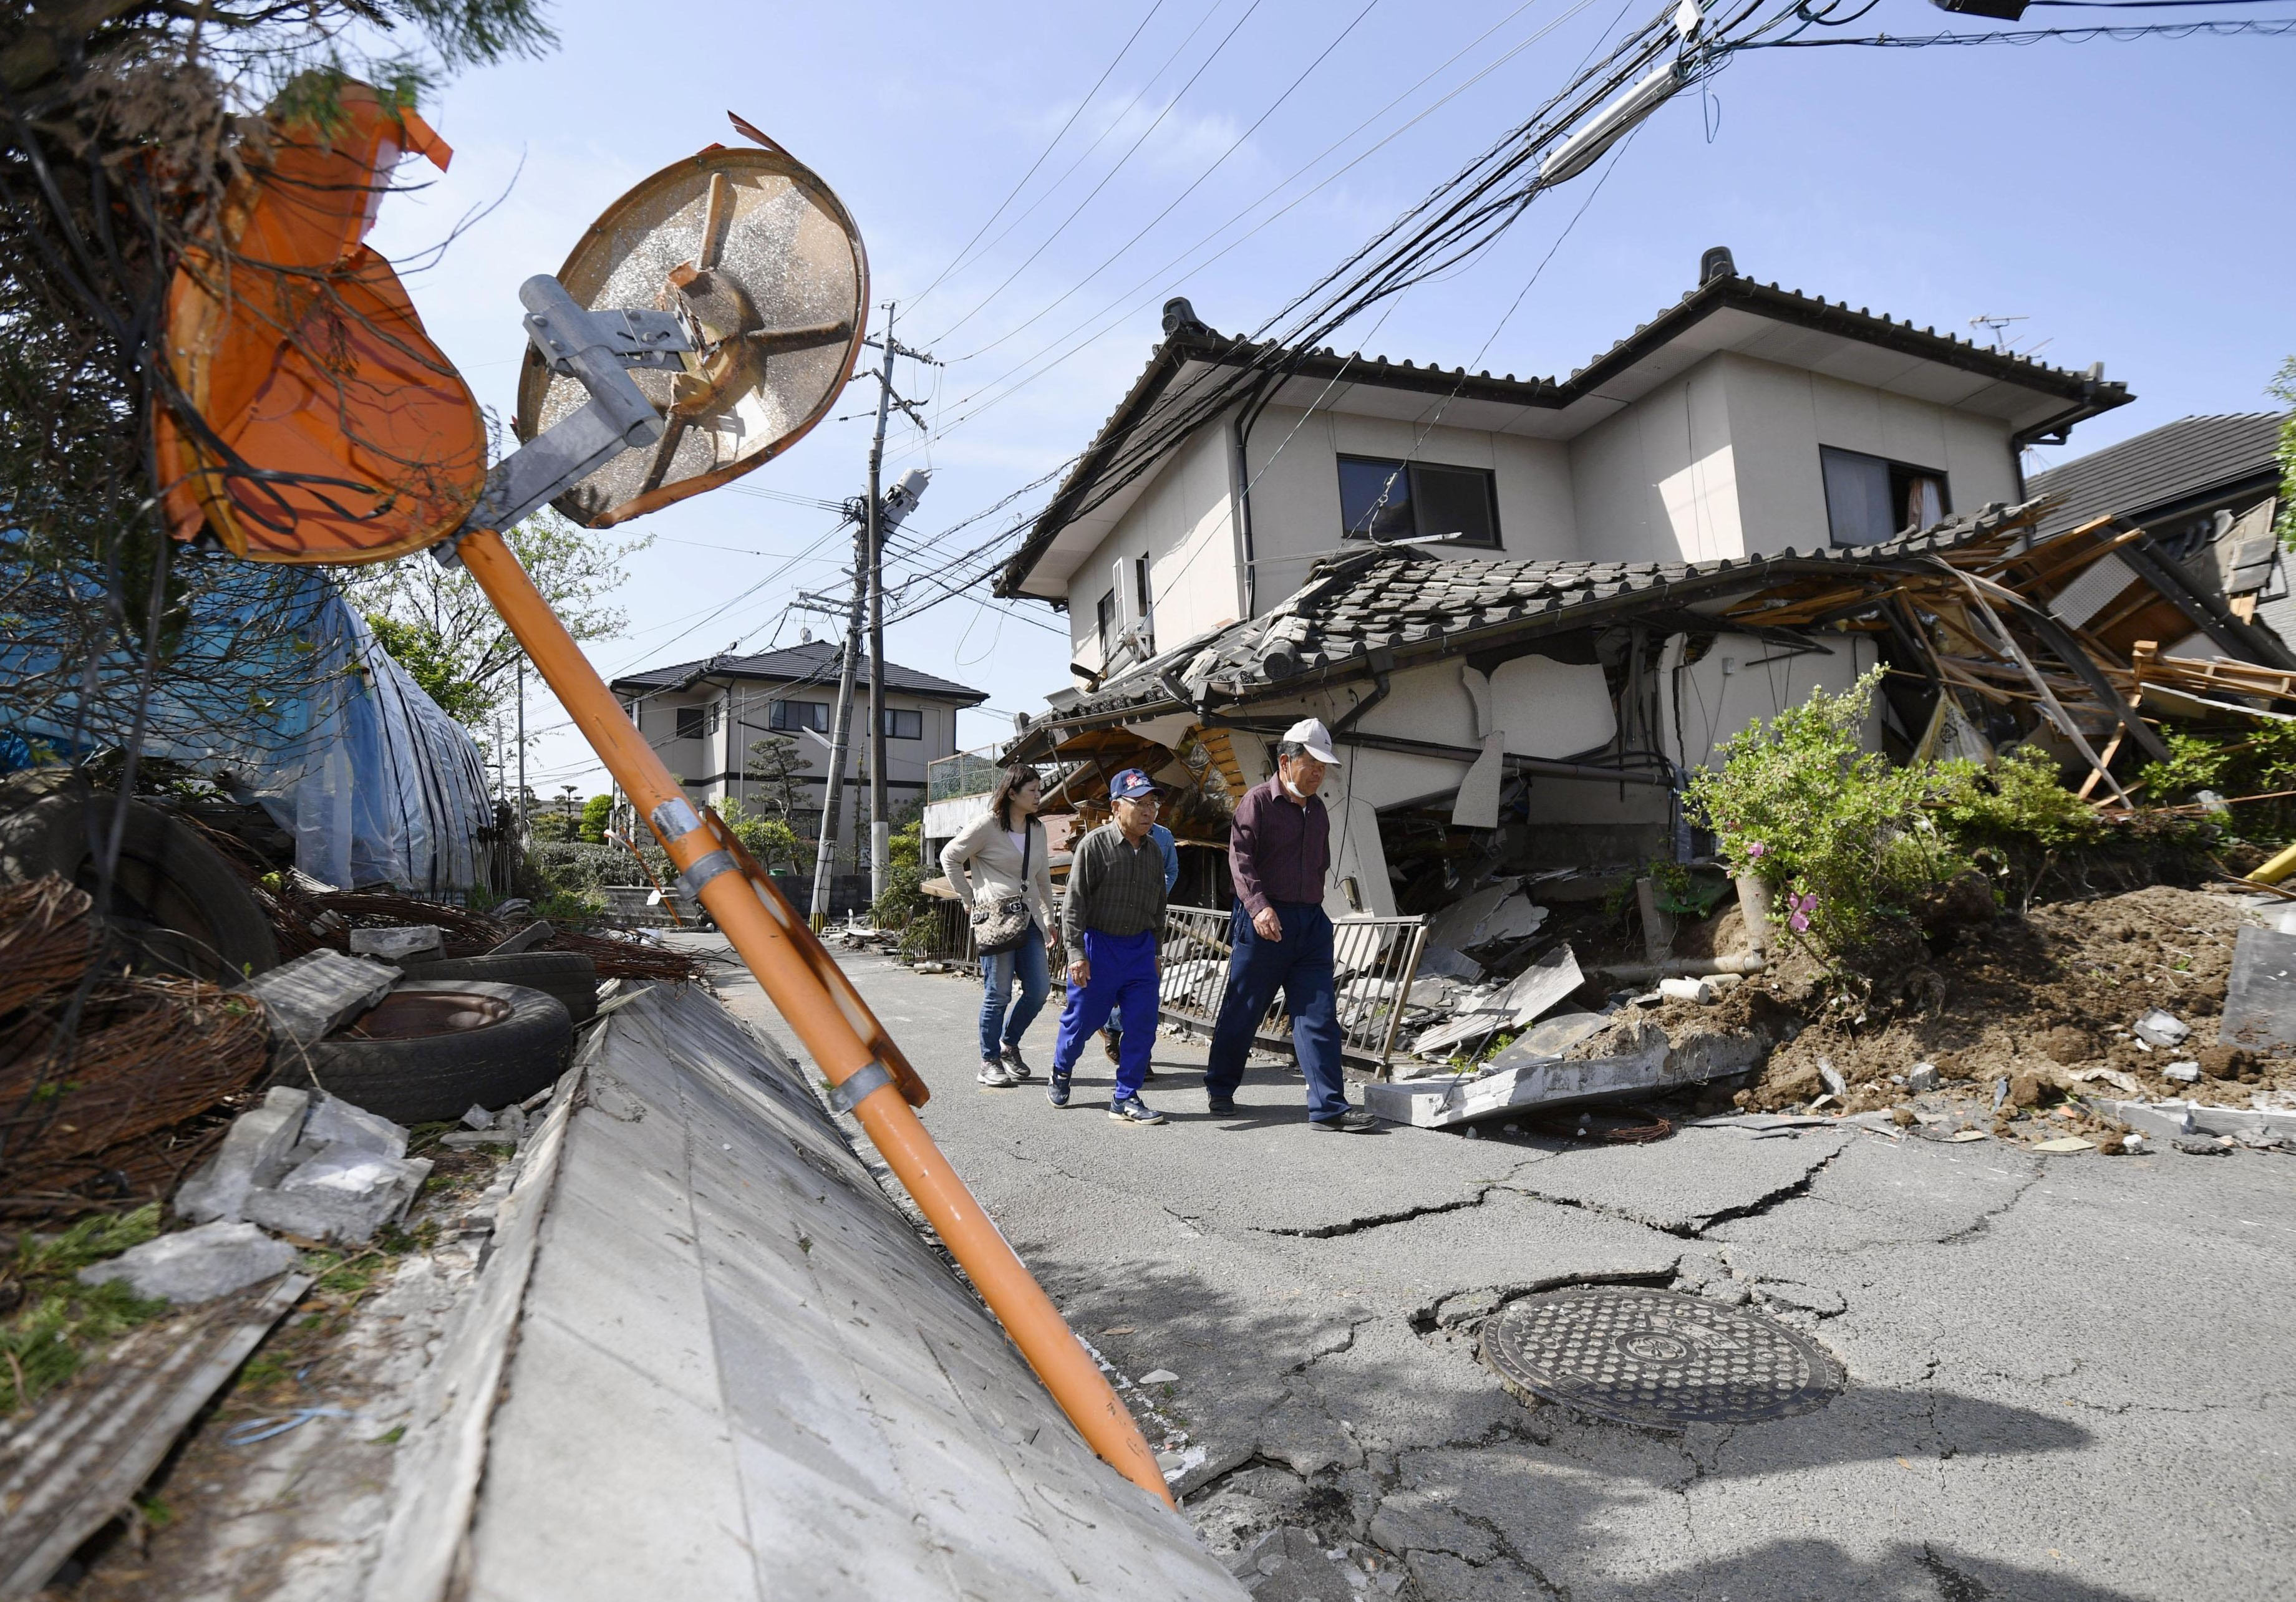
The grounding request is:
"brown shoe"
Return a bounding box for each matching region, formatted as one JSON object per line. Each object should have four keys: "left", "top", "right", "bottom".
{"left": 1101, "top": 1030, "right": 1120, "bottom": 1064}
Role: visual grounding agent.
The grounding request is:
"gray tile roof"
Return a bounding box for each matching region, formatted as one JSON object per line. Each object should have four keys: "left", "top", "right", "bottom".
{"left": 995, "top": 274, "right": 2131, "bottom": 599}
{"left": 610, "top": 639, "right": 986, "bottom": 703}
{"left": 2027, "top": 412, "right": 2287, "bottom": 539}
{"left": 1040, "top": 501, "right": 2042, "bottom": 730}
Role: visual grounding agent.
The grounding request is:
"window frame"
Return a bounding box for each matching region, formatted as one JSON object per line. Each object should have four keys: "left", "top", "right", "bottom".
{"left": 1336, "top": 454, "right": 1503, "bottom": 550}
{"left": 674, "top": 704, "right": 706, "bottom": 741}
{"left": 1095, "top": 589, "right": 1117, "bottom": 662}
{"left": 1819, "top": 444, "right": 1951, "bottom": 548}
{"left": 767, "top": 698, "right": 831, "bottom": 734}
{"left": 882, "top": 707, "right": 924, "bottom": 741}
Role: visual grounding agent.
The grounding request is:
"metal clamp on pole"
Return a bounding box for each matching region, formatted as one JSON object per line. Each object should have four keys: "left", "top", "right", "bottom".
{"left": 826, "top": 1061, "right": 895, "bottom": 1114}
{"left": 680, "top": 849, "right": 740, "bottom": 896}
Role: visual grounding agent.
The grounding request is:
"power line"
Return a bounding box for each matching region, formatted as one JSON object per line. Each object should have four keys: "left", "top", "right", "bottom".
{"left": 924, "top": 0, "right": 1270, "bottom": 346}
{"left": 906, "top": 0, "right": 1173, "bottom": 311}
{"left": 944, "top": 0, "right": 1383, "bottom": 365}
{"left": 1735, "top": 15, "right": 2294, "bottom": 43}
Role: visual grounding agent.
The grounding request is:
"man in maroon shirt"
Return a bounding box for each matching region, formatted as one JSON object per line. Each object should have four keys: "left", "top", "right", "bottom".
{"left": 1203, "top": 718, "right": 1378, "bottom": 1131}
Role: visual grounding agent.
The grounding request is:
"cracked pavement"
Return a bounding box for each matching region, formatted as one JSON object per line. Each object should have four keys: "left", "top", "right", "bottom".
{"left": 698, "top": 942, "right": 2296, "bottom": 1601}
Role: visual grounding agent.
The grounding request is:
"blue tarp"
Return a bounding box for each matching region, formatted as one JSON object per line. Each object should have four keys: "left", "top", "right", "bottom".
{"left": 2, "top": 562, "right": 493, "bottom": 895}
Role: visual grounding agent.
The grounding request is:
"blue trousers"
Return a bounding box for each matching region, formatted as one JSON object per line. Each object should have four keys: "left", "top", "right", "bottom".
{"left": 1205, "top": 902, "right": 1350, "bottom": 1122}
{"left": 1050, "top": 929, "right": 1159, "bottom": 1102}
{"left": 977, "top": 922, "right": 1050, "bottom": 1061}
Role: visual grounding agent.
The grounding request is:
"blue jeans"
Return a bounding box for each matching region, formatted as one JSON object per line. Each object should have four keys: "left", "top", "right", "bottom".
{"left": 977, "top": 923, "right": 1050, "bottom": 1061}
{"left": 1204, "top": 902, "right": 1350, "bottom": 1121}
{"left": 1050, "top": 929, "right": 1159, "bottom": 1101}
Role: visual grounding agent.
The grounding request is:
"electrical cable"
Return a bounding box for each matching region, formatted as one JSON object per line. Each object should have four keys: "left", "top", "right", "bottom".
{"left": 906, "top": 0, "right": 1171, "bottom": 311}
{"left": 926, "top": 0, "right": 1266, "bottom": 345}
{"left": 945, "top": 0, "right": 1383, "bottom": 365}
{"left": 1735, "top": 16, "right": 2294, "bottom": 41}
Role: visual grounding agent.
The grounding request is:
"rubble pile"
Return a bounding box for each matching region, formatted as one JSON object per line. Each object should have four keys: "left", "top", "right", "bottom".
{"left": 1721, "top": 884, "right": 2296, "bottom": 1153}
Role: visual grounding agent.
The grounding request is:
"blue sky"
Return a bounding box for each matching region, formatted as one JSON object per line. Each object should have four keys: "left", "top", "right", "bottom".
{"left": 367, "top": 0, "right": 2294, "bottom": 798}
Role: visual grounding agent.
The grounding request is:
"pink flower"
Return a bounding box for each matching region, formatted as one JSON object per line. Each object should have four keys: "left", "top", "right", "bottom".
{"left": 1786, "top": 891, "right": 1816, "bottom": 933}
{"left": 1745, "top": 841, "right": 1765, "bottom": 860}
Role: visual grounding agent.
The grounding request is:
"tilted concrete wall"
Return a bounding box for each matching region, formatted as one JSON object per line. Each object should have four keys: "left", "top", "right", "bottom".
{"left": 374, "top": 981, "right": 1242, "bottom": 1602}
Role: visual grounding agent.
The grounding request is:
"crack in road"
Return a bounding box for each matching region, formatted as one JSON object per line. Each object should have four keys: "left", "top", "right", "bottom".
{"left": 1257, "top": 1185, "right": 1502, "bottom": 1238}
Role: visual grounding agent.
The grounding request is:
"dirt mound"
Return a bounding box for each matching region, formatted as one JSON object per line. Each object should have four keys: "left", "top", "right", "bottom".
{"left": 1738, "top": 884, "right": 2290, "bottom": 1116}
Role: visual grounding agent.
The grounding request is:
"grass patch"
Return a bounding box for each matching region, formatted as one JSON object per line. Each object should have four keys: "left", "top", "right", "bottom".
{"left": 1, "top": 1205, "right": 172, "bottom": 1414}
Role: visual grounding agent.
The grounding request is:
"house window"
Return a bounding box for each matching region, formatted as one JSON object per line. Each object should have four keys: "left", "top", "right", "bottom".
{"left": 1338, "top": 456, "right": 1500, "bottom": 548}
{"left": 707, "top": 700, "right": 722, "bottom": 735}
{"left": 1134, "top": 556, "right": 1155, "bottom": 653}
{"left": 881, "top": 708, "right": 924, "bottom": 740}
{"left": 1095, "top": 589, "right": 1117, "bottom": 662}
{"left": 675, "top": 705, "right": 705, "bottom": 741}
{"left": 768, "top": 699, "right": 831, "bottom": 733}
{"left": 1821, "top": 446, "right": 1949, "bottom": 546}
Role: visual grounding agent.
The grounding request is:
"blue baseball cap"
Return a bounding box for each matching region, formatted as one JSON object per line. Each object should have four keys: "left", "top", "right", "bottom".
{"left": 1109, "top": 768, "right": 1158, "bottom": 801}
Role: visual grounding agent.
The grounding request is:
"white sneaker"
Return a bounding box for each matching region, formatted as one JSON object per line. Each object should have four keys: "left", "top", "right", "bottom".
{"left": 977, "top": 1060, "right": 1017, "bottom": 1088}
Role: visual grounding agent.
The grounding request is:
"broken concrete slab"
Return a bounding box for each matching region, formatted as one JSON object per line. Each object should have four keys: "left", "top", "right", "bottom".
{"left": 78, "top": 1220, "right": 299, "bottom": 1304}
{"left": 1421, "top": 879, "right": 1546, "bottom": 955}
{"left": 301, "top": 1091, "right": 409, "bottom": 1159}
{"left": 245, "top": 1149, "right": 431, "bottom": 1245}
{"left": 173, "top": 1086, "right": 311, "bottom": 1224}
{"left": 1367, "top": 1018, "right": 1754, "bottom": 1129}
{"left": 2219, "top": 926, "right": 2296, "bottom": 1051}
{"left": 239, "top": 949, "right": 398, "bottom": 1046}
{"left": 1513, "top": 1009, "right": 1609, "bottom": 1058}
{"left": 350, "top": 924, "right": 445, "bottom": 964}
{"left": 2133, "top": 1007, "right": 2191, "bottom": 1049}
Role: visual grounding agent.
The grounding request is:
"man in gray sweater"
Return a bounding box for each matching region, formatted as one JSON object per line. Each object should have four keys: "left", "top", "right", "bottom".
{"left": 1046, "top": 769, "right": 1170, "bottom": 1124}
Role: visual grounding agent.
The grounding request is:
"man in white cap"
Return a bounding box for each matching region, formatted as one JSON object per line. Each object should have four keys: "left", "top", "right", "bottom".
{"left": 1203, "top": 718, "right": 1377, "bottom": 1132}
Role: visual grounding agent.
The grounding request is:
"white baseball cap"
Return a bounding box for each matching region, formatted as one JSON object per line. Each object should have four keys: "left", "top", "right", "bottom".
{"left": 1281, "top": 717, "right": 1342, "bottom": 765}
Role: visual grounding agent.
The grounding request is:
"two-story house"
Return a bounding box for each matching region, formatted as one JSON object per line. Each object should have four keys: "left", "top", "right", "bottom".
{"left": 609, "top": 640, "right": 985, "bottom": 860}
{"left": 992, "top": 252, "right": 2138, "bottom": 917}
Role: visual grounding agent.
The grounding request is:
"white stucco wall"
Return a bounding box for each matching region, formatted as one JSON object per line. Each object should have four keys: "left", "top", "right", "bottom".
{"left": 1065, "top": 425, "right": 1238, "bottom": 673}
{"left": 1720, "top": 354, "right": 2019, "bottom": 555}
{"left": 1664, "top": 630, "right": 1882, "bottom": 774}
{"left": 1567, "top": 360, "right": 1743, "bottom": 564}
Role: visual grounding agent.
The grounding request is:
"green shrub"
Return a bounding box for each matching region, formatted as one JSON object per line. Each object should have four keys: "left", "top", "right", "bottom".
{"left": 2136, "top": 720, "right": 2296, "bottom": 842}
{"left": 2, "top": 1206, "right": 169, "bottom": 1413}
{"left": 1686, "top": 668, "right": 1963, "bottom": 962}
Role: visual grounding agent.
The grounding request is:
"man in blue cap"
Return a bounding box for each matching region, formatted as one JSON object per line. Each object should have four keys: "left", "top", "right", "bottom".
{"left": 1047, "top": 768, "right": 1170, "bottom": 1124}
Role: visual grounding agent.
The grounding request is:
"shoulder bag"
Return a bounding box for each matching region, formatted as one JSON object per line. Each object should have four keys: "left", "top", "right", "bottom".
{"left": 970, "top": 824, "right": 1036, "bottom": 956}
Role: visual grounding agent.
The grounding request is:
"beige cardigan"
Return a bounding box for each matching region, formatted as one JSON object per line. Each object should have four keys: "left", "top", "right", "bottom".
{"left": 939, "top": 809, "right": 1057, "bottom": 937}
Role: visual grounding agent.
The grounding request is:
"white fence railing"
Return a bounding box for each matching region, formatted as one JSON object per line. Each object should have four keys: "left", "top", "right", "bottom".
{"left": 1158, "top": 904, "right": 1428, "bottom": 1074}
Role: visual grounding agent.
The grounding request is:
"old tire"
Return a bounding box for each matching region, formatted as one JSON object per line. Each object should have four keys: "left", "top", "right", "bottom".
{"left": 303, "top": 980, "right": 571, "bottom": 1124}
{"left": 399, "top": 952, "right": 599, "bottom": 1023}
{"left": 0, "top": 790, "right": 279, "bottom": 982}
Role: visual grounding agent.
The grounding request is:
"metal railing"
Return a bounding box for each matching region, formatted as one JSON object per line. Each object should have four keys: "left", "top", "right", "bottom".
{"left": 1158, "top": 904, "right": 1428, "bottom": 1074}
{"left": 927, "top": 749, "right": 1005, "bottom": 803}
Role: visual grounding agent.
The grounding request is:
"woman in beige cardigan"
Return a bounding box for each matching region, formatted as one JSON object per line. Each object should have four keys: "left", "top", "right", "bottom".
{"left": 939, "top": 766, "right": 1059, "bottom": 1088}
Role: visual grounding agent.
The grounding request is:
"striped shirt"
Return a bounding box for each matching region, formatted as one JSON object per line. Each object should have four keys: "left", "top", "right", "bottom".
{"left": 1061, "top": 821, "right": 1167, "bottom": 967}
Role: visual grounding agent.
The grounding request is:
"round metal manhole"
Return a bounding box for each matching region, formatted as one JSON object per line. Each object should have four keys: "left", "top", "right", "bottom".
{"left": 1481, "top": 1286, "right": 1843, "bottom": 1429}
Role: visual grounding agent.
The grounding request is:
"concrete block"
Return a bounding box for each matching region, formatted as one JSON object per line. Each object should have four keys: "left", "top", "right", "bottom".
{"left": 246, "top": 1149, "right": 432, "bottom": 1244}
{"left": 2164, "top": 1061, "right": 2201, "bottom": 1083}
{"left": 173, "top": 1088, "right": 311, "bottom": 1223}
{"left": 78, "top": 1220, "right": 298, "bottom": 1304}
{"left": 240, "top": 949, "right": 397, "bottom": 1045}
{"left": 350, "top": 924, "right": 445, "bottom": 963}
{"left": 303, "top": 1091, "right": 409, "bottom": 1159}
{"left": 2133, "top": 1008, "right": 2191, "bottom": 1049}
{"left": 1908, "top": 1061, "right": 1940, "bottom": 1093}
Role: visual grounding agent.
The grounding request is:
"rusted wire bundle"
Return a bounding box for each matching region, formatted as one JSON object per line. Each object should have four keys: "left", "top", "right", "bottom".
{"left": 0, "top": 977, "right": 269, "bottom": 1195}
{"left": 0, "top": 876, "right": 96, "bottom": 1018}
{"left": 0, "top": 1119, "right": 231, "bottom": 1220}
{"left": 542, "top": 927, "right": 706, "bottom": 983}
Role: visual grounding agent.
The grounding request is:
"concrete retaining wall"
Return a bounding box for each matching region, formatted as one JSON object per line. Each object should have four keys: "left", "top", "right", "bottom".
{"left": 373, "top": 980, "right": 1240, "bottom": 1601}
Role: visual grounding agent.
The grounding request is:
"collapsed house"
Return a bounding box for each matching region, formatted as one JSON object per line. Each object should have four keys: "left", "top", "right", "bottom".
{"left": 986, "top": 254, "right": 2294, "bottom": 1072}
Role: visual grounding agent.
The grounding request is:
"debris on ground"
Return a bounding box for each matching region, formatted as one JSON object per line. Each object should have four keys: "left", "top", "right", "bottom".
{"left": 75, "top": 1218, "right": 298, "bottom": 1304}
{"left": 174, "top": 1088, "right": 430, "bottom": 1247}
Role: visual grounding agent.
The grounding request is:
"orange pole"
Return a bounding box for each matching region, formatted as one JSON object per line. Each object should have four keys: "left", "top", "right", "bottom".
{"left": 455, "top": 528, "right": 1173, "bottom": 1508}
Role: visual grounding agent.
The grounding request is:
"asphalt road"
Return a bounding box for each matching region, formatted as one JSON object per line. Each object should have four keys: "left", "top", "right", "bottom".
{"left": 689, "top": 937, "right": 2296, "bottom": 1602}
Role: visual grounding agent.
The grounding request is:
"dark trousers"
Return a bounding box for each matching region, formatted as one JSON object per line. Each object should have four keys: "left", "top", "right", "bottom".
{"left": 1050, "top": 929, "right": 1159, "bottom": 1102}
{"left": 1204, "top": 901, "right": 1350, "bottom": 1121}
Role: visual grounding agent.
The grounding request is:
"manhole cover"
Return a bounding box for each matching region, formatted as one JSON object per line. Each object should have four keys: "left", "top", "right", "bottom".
{"left": 1481, "top": 1286, "right": 1842, "bottom": 1429}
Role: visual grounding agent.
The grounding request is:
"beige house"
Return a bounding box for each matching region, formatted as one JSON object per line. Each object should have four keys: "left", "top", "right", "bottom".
{"left": 610, "top": 641, "right": 984, "bottom": 859}
{"left": 995, "top": 249, "right": 2128, "bottom": 680}
{"left": 992, "top": 253, "right": 2138, "bottom": 917}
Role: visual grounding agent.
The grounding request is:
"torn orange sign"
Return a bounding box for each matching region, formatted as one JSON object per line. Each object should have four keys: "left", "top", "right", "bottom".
{"left": 156, "top": 78, "right": 485, "bottom": 565}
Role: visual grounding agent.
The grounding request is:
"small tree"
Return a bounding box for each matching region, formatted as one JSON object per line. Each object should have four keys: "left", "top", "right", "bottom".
{"left": 744, "top": 733, "right": 810, "bottom": 823}
{"left": 578, "top": 794, "right": 613, "bottom": 844}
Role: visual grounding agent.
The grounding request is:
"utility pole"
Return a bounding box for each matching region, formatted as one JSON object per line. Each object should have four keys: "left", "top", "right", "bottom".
{"left": 858, "top": 306, "right": 939, "bottom": 903}
{"left": 807, "top": 526, "right": 868, "bottom": 930}
{"left": 515, "top": 654, "right": 526, "bottom": 840}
